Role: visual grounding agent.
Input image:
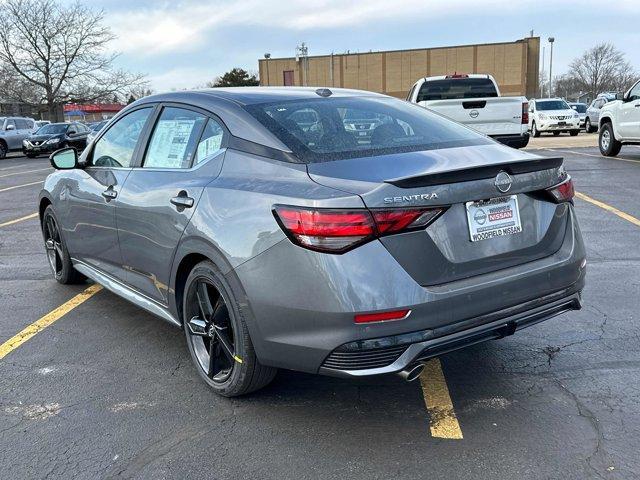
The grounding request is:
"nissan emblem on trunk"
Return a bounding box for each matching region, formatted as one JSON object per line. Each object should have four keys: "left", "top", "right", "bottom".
{"left": 494, "top": 171, "right": 512, "bottom": 193}
{"left": 469, "top": 110, "right": 479, "bottom": 118}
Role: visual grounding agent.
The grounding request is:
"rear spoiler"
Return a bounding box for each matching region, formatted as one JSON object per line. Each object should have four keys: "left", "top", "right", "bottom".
{"left": 385, "top": 157, "right": 563, "bottom": 188}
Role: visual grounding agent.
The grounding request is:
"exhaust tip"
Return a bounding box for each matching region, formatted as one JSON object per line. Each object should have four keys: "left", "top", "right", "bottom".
{"left": 397, "top": 363, "right": 425, "bottom": 382}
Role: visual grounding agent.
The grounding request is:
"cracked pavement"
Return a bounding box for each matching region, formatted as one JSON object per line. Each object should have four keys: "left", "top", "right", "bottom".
{"left": 0, "top": 145, "right": 639, "bottom": 479}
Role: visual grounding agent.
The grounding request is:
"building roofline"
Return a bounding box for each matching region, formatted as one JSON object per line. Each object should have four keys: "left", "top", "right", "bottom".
{"left": 259, "top": 37, "right": 539, "bottom": 62}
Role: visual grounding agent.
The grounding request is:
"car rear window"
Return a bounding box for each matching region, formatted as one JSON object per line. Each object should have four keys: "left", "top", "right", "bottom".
{"left": 416, "top": 77, "right": 498, "bottom": 101}
{"left": 243, "top": 96, "right": 490, "bottom": 163}
{"left": 570, "top": 104, "right": 587, "bottom": 113}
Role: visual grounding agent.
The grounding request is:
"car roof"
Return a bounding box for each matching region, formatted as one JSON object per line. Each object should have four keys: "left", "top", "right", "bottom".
{"left": 128, "top": 87, "right": 391, "bottom": 152}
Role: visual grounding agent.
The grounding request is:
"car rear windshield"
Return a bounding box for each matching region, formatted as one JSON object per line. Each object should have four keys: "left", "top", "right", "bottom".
{"left": 536, "top": 100, "right": 570, "bottom": 111}
{"left": 243, "top": 96, "right": 491, "bottom": 163}
{"left": 570, "top": 104, "right": 587, "bottom": 113}
{"left": 416, "top": 77, "right": 498, "bottom": 102}
{"left": 37, "top": 124, "right": 68, "bottom": 135}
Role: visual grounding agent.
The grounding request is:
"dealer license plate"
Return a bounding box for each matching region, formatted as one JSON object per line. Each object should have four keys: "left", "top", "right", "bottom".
{"left": 466, "top": 195, "right": 522, "bottom": 242}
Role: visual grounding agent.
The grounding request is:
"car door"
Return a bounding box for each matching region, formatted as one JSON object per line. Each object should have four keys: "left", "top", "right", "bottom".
{"left": 3, "top": 118, "right": 21, "bottom": 150}
{"left": 67, "top": 123, "right": 85, "bottom": 149}
{"left": 15, "top": 119, "right": 31, "bottom": 144}
{"left": 60, "top": 106, "right": 155, "bottom": 281}
{"left": 116, "top": 105, "right": 228, "bottom": 304}
{"left": 618, "top": 82, "right": 640, "bottom": 140}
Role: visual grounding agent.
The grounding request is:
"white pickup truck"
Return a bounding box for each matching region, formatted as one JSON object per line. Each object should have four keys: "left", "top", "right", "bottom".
{"left": 406, "top": 74, "right": 530, "bottom": 149}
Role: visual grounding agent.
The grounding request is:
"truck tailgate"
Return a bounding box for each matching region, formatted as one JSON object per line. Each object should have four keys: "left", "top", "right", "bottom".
{"left": 420, "top": 97, "right": 525, "bottom": 136}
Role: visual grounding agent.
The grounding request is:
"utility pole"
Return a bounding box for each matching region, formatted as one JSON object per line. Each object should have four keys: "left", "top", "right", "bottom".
{"left": 548, "top": 37, "right": 555, "bottom": 98}
{"left": 296, "top": 43, "right": 309, "bottom": 86}
{"left": 263, "top": 53, "right": 271, "bottom": 86}
{"left": 542, "top": 46, "right": 546, "bottom": 97}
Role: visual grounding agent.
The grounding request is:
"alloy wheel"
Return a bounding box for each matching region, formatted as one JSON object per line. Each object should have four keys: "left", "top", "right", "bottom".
{"left": 43, "top": 213, "right": 64, "bottom": 277}
{"left": 185, "top": 279, "right": 238, "bottom": 383}
{"left": 601, "top": 130, "right": 611, "bottom": 151}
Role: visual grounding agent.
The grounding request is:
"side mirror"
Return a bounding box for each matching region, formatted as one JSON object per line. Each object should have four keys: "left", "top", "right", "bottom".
{"left": 50, "top": 147, "right": 78, "bottom": 170}
{"left": 5, "top": 124, "right": 15, "bottom": 131}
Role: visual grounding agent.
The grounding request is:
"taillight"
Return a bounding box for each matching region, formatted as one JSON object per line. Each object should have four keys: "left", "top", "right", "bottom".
{"left": 273, "top": 205, "right": 445, "bottom": 253}
{"left": 522, "top": 102, "right": 529, "bottom": 125}
{"left": 546, "top": 177, "right": 575, "bottom": 203}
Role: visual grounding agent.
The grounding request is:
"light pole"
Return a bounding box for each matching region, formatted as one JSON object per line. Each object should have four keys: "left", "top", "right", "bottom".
{"left": 263, "top": 53, "right": 271, "bottom": 86}
{"left": 296, "top": 43, "right": 309, "bottom": 86}
{"left": 548, "top": 37, "right": 555, "bottom": 98}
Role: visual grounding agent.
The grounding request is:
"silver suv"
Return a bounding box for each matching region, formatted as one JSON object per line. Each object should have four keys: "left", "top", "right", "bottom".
{"left": 585, "top": 94, "right": 616, "bottom": 133}
{"left": 0, "top": 116, "right": 36, "bottom": 158}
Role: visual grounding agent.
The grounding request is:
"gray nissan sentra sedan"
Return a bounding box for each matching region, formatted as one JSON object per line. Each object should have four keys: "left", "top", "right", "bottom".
{"left": 39, "top": 87, "right": 586, "bottom": 396}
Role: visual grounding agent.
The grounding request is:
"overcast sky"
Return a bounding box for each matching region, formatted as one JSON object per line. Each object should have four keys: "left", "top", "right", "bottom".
{"left": 96, "top": 0, "right": 640, "bottom": 92}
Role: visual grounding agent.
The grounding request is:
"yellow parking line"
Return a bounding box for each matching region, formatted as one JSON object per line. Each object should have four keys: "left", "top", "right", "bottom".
{"left": 575, "top": 192, "right": 640, "bottom": 227}
{"left": 0, "top": 167, "right": 51, "bottom": 178}
{"left": 0, "top": 180, "right": 43, "bottom": 193}
{"left": 0, "top": 284, "right": 102, "bottom": 360}
{"left": 0, "top": 212, "right": 39, "bottom": 228}
{"left": 420, "top": 358, "right": 463, "bottom": 439}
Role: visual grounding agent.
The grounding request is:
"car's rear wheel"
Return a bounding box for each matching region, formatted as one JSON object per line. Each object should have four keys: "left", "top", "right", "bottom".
{"left": 585, "top": 117, "right": 594, "bottom": 133}
{"left": 599, "top": 122, "right": 622, "bottom": 157}
{"left": 570, "top": 129, "right": 580, "bottom": 136}
{"left": 41, "top": 206, "right": 85, "bottom": 284}
{"left": 183, "top": 261, "right": 276, "bottom": 397}
{"left": 532, "top": 122, "right": 540, "bottom": 137}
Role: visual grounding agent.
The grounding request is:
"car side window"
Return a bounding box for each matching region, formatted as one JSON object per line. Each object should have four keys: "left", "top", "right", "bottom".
{"left": 5, "top": 119, "right": 15, "bottom": 130}
{"left": 628, "top": 83, "right": 640, "bottom": 102}
{"left": 143, "top": 107, "right": 207, "bottom": 169}
{"left": 194, "top": 118, "right": 226, "bottom": 165}
{"left": 92, "top": 107, "right": 153, "bottom": 168}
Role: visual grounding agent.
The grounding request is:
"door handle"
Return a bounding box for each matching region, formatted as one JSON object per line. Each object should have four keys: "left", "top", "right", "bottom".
{"left": 102, "top": 186, "right": 117, "bottom": 200}
{"left": 170, "top": 191, "right": 194, "bottom": 209}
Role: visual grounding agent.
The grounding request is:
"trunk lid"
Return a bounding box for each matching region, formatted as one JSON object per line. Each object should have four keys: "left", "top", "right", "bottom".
{"left": 307, "top": 144, "right": 569, "bottom": 285}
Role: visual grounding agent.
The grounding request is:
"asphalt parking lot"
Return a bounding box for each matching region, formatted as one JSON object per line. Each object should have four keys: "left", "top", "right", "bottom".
{"left": 1, "top": 139, "right": 639, "bottom": 479}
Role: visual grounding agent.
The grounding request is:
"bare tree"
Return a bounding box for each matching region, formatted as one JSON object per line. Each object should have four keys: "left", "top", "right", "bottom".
{"left": 569, "top": 43, "right": 638, "bottom": 97}
{"left": 0, "top": 0, "right": 147, "bottom": 120}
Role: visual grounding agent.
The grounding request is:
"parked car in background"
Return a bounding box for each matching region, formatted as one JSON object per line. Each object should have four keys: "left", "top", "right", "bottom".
{"left": 39, "top": 87, "right": 585, "bottom": 396}
{"left": 598, "top": 80, "right": 640, "bottom": 156}
{"left": 585, "top": 94, "right": 616, "bottom": 133}
{"left": 407, "top": 74, "right": 530, "bottom": 149}
{"left": 0, "top": 116, "right": 36, "bottom": 158}
{"left": 34, "top": 120, "right": 51, "bottom": 130}
{"left": 528, "top": 98, "right": 581, "bottom": 137}
{"left": 22, "top": 122, "right": 89, "bottom": 158}
{"left": 569, "top": 103, "right": 587, "bottom": 129}
{"left": 86, "top": 119, "right": 109, "bottom": 144}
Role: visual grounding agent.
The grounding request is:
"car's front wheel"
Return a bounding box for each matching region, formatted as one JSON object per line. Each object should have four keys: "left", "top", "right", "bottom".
{"left": 599, "top": 122, "right": 622, "bottom": 157}
{"left": 182, "top": 260, "right": 276, "bottom": 397}
{"left": 0, "top": 141, "right": 7, "bottom": 159}
{"left": 585, "top": 117, "right": 595, "bottom": 133}
{"left": 41, "top": 205, "right": 85, "bottom": 284}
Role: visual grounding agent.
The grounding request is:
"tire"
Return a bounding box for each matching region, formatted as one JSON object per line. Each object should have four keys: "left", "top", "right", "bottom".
{"left": 41, "top": 206, "right": 85, "bottom": 284}
{"left": 0, "top": 141, "right": 7, "bottom": 159}
{"left": 553, "top": 131, "right": 560, "bottom": 136}
{"left": 532, "top": 122, "right": 540, "bottom": 137}
{"left": 26, "top": 153, "right": 37, "bottom": 158}
{"left": 182, "top": 260, "right": 277, "bottom": 397}
{"left": 570, "top": 130, "right": 580, "bottom": 136}
{"left": 585, "top": 118, "right": 595, "bottom": 133}
{"left": 599, "top": 122, "right": 622, "bottom": 157}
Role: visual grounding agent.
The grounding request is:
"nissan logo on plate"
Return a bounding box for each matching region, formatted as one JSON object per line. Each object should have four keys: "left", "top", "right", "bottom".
{"left": 494, "top": 171, "right": 512, "bottom": 193}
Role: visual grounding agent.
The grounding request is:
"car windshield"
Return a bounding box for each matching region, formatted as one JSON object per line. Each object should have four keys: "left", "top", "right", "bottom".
{"left": 536, "top": 100, "right": 570, "bottom": 111}
{"left": 37, "top": 124, "right": 68, "bottom": 135}
{"left": 570, "top": 104, "right": 587, "bottom": 113}
{"left": 244, "top": 96, "right": 490, "bottom": 163}
{"left": 417, "top": 77, "right": 498, "bottom": 101}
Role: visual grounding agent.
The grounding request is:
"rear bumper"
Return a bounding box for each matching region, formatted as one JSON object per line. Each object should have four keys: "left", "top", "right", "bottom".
{"left": 233, "top": 206, "right": 586, "bottom": 376}
{"left": 320, "top": 287, "right": 582, "bottom": 377}
{"left": 490, "top": 133, "right": 530, "bottom": 149}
